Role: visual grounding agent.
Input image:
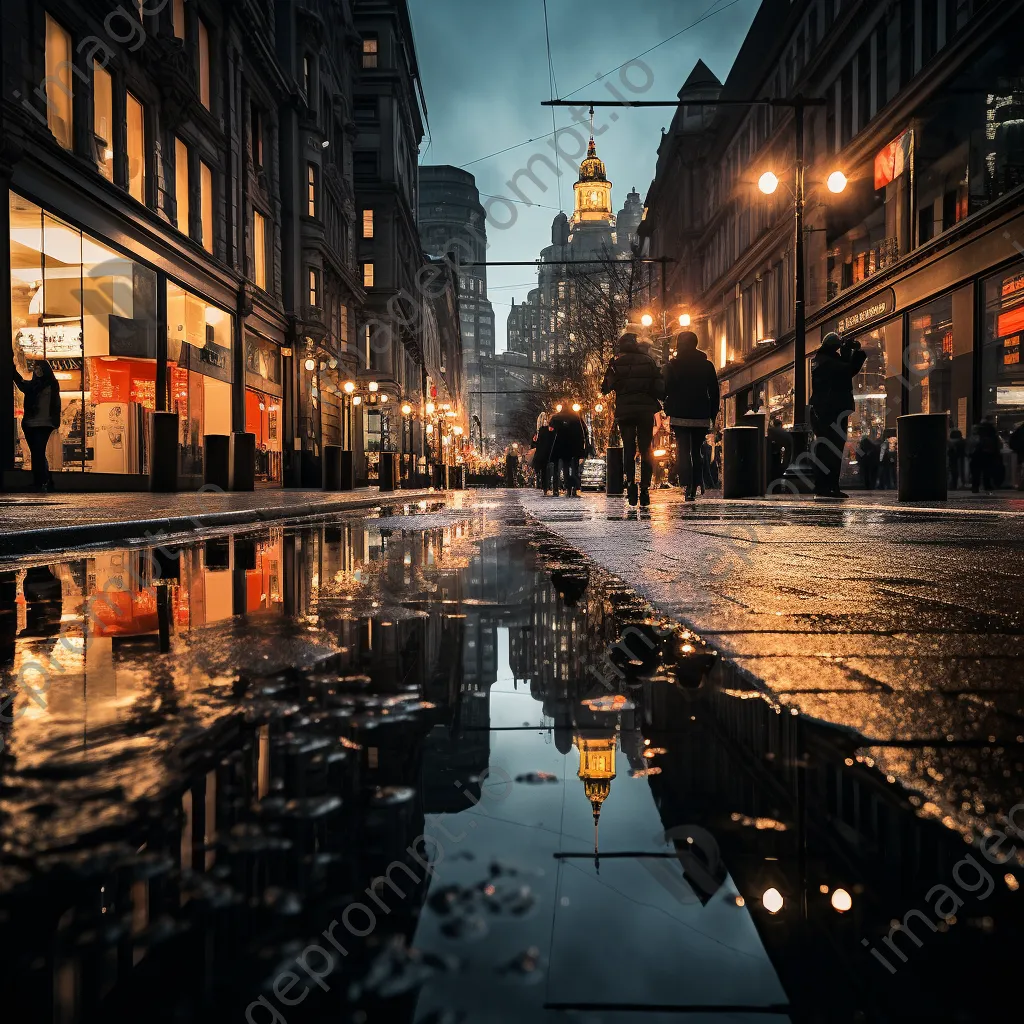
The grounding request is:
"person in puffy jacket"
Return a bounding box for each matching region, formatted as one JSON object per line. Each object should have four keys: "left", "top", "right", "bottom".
{"left": 663, "top": 331, "right": 720, "bottom": 501}
{"left": 549, "top": 403, "right": 588, "bottom": 497}
{"left": 600, "top": 333, "right": 663, "bottom": 507}
{"left": 809, "top": 332, "right": 866, "bottom": 499}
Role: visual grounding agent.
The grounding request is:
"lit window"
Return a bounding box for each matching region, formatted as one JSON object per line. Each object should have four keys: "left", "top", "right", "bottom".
{"left": 253, "top": 210, "right": 267, "bottom": 289}
{"left": 363, "top": 262, "right": 374, "bottom": 288}
{"left": 175, "top": 138, "right": 190, "bottom": 234}
{"left": 341, "top": 305, "right": 350, "bottom": 346}
{"left": 362, "top": 209, "right": 374, "bottom": 238}
{"left": 45, "top": 14, "right": 74, "bottom": 150}
{"left": 126, "top": 93, "right": 146, "bottom": 202}
{"left": 309, "top": 268, "right": 319, "bottom": 307}
{"left": 200, "top": 162, "right": 214, "bottom": 254}
{"left": 172, "top": 0, "right": 186, "bottom": 39}
{"left": 198, "top": 19, "right": 211, "bottom": 109}
{"left": 362, "top": 38, "right": 378, "bottom": 69}
{"left": 307, "top": 163, "right": 317, "bottom": 218}
{"left": 93, "top": 63, "right": 113, "bottom": 180}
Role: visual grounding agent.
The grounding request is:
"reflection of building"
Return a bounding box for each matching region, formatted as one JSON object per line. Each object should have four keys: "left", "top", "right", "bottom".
{"left": 641, "top": 0, "right": 1024, "bottom": 483}
{"left": 575, "top": 731, "right": 616, "bottom": 847}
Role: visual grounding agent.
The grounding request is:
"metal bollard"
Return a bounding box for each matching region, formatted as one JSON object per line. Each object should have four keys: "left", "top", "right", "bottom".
{"left": 203, "top": 434, "right": 230, "bottom": 491}
{"left": 378, "top": 452, "right": 399, "bottom": 492}
{"left": 723, "top": 426, "right": 762, "bottom": 499}
{"left": 322, "top": 444, "right": 344, "bottom": 491}
{"left": 229, "top": 432, "right": 256, "bottom": 492}
{"left": 605, "top": 446, "right": 624, "bottom": 495}
{"left": 897, "top": 413, "right": 947, "bottom": 501}
{"left": 149, "top": 411, "right": 179, "bottom": 492}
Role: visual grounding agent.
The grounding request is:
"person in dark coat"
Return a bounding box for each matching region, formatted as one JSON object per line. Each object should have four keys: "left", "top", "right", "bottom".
{"left": 1009, "top": 421, "right": 1024, "bottom": 491}
{"left": 948, "top": 428, "right": 967, "bottom": 490}
{"left": 600, "top": 333, "right": 663, "bottom": 507}
{"left": 13, "top": 358, "right": 61, "bottom": 492}
{"left": 662, "top": 331, "right": 720, "bottom": 501}
{"left": 549, "top": 403, "right": 588, "bottom": 497}
{"left": 856, "top": 430, "right": 881, "bottom": 490}
{"left": 809, "top": 332, "right": 866, "bottom": 499}
{"left": 532, "top": 412, "right": 555, "bottom": 493}
{"left": 969, "top": 419, "right": 1001, "bottom": 494}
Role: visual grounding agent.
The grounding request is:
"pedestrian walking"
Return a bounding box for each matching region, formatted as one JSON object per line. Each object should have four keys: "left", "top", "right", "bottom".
{"left": 13, "top": 358, "right": 61, "bottom": 492}
{"left": 532, "top": 412, "right": 555, "bottom": 494}
{"left": 600, "top": 333, "right": 664, "bottom": 507}
{"left": 1009, "top": 421, "right": 1024, "bottom": 490}
{"left": 549, "top": 402, "right": 588, "bottom": 497}
{"left": 969, "top": 419, "right": 1001, "bottom": 494}
{"left": 662, "top": 331, "right": 720, "bottom": 502}
{"left": 878, "top": 430, "right": 897, "bottom": 489}
{"left": 856, "top": 430, "right": 881, "bottom": 490}
{"left": 948, "top": 428, "right": 967, "bottom": 490}
{"left": 809, "top": 332, "right": 866, "bottom": 499}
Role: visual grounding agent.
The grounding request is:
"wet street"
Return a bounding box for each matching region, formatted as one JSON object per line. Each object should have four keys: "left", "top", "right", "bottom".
{"left": 1, "top": 492, "right": 1022, "bottom": 1024}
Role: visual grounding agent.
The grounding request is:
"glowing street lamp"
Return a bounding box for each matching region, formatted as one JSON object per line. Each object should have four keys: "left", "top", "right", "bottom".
{"left": 401, "top": 403, "right": 413, "bottom": 416}
{"left": 352, "top": 395, "right": 362, "bottom": 406}
{"left": 379, "top": 393, "right": 388, "bottom": 403}
{"left": 426, "top": 401, "right": 436, "bottom": 415}
{"left": 343, "top": 381, "right": 356, "bottom": 394}
{"left": 304, "top": 357, "right": 316, "bottom": 371}
{"left": 368, "top": 381, "right": 379, "bottom": 393}
{"left": 571, "top": 402, "right": 581, "bottom": 413}
{"left": 594, "top": 403, "right": 603, "bottom": 413}
{"left": 679, "top": 313, "right": 691, "bottom": 328}
{"left": 758, "top": 170, "right": 780, "bottom": 195}
{"left": 762, "top": 887, "right": 784, "bottom": 914}
{"left": 555, "top": 403, "right": 563, "bottom": 412}
{"left": 827, "top": 170, "right": 849, "bottom": 194}
{"left": 640, "top": 313, "right": 654, "bottom": 328}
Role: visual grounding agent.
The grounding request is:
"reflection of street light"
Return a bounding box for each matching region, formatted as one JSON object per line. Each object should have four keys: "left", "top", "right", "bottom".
{"left": 426, "top": 423, "right": 434, "bottom": 435}
{"left": 758, "top": 171, "right": 780, "bottom": 195}
{"left": 640, "top": 313, "right": 654, "bottom": 328}
{"left": 343, "top": 381, "right": 355, "bottom": 394}
{"left": 453, "top": 425, "right": 463, "bottom": 436}
{"left": 572, "top": 402, "right": 581, "bottom": 412}
{"left": 831, "top": 888, "right": 852, "bottom": 913}
{"left": 380, "top": 393, "right": 388, "bottom": 403}
{"left": 555, "top": 403, "right": 563, "bottom": 412}
{"left": 304, "top": 358, "right": 316, "bottom": 371}
{"left": 426, "top": 401, "right": 435, "bottom": 415}
{"left": 594, "top": 403, "right": 603, "bottom": 413}
{"left": 368, "top": 381, "right": 379, "bottom": 392}
{"left": 352, "top": 395, "right": 362, "bottom": 406}
{"left": 762, "top": 888, "right": 784, "bottom": 914}
{"left": 401, "top": 403, "right": 412, "bottom": 416}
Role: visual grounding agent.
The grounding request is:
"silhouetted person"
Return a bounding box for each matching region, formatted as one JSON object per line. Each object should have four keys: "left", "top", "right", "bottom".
{"left": 13, "top": 359, "right": 61, "bottom": 492}
{"left": 22, "top": 565, "right": 63, "bottom": 637}
{"left": 879, "top": 429, "right": 897, "bottom": 489}
{"left": 532, "top": 412, "right": 555, "bottom": 494}
{"left": 663, "top": 331, "right": 720, "bottom": 502}
{"left": 549, "top": 403, "right": 588, "bottom": 497}
{"left": 601, "top": 333, "right": 663, "bottom": 507}
{"left": 969, "top": 420, "right": 1000, "bottom": 494}
{"left": 856, "top": 430, "right": 881, "bottom": 490}
{"left": 1009, "top": 421, "right": 1024, "bottom": 491}
{"left": 948, "top": 428, "right": 966, "bottom": 490}
{"left": 767, "top": 417, "right": 791, "bottom": 489}
{"left": 809, "top": 332, "right": 866, "bottom": 499}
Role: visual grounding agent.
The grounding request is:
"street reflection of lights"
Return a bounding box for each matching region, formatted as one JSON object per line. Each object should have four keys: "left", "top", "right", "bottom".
{"left": 734, "top": 896, "right": 745, "bottom": 907}
{"left": 594, "top": 403, "right": 603, "bottom": 412}
{"left": 831, "top": 888, "right": 853, "bottom": 913}
{"left": 640, "top": 313, "right": 654, "bottom": 327}
{"left": 643, "top": 747, "right": 667, "bottom": 758}
{"left": 572, "top": 402, "right": 581, "bottom": 412}
{"left": 758, "top": 171, "right": 779, "bottom": 195}
{"left": 762, "top": 888, "right": 784, "bottom": 914}
{"left": 353, "top": 395, "right": 362, "bottom": 406}
{"left": 401, "top": 403, "right": 412, "bottom": 415}
{"left": 653, "top": 448, "right": 667, "bottom": 457}
{"left": 555, "top": 403, "right": 563, "bottom": 412}
{"left": 453, "top": 426, "right": 463, "bottom": 436}
{"left": 819, "top": 884, "right": 830, "bottom": 894}
{"left": 304, "top": 358, "right": 316, "bottom": 371}
{"left": 1006, "top": 873, "right": 1020, "bottom": 891}
{"left": 426, "top": 424, "right": 434, "bottom": 435}
{"left": 380, "top": 393, "right": 388, "bottom": 403}
{"left": 426, "top": 402, "right": 435, "bottom": 415}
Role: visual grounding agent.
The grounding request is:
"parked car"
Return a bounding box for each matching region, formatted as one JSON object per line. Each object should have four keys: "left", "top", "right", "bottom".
{"left": 580, "top": 457, "right": 607, "bottom": 491}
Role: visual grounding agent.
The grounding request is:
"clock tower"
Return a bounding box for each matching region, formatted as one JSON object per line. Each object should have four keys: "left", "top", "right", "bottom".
{"left": 572, "top": 113, "right": 613, "bottom": 229}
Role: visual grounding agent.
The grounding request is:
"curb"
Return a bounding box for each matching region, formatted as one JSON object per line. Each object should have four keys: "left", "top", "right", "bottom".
{"left": 0, "top": 489, "right": 451, "bottom": 558}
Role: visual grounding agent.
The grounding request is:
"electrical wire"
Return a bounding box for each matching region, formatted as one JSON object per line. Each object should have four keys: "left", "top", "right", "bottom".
{"left": 458, "top": 119, "right": 590, "bottom": 170}
{"left": 478, "top": 192, "right": 561, "bottom": 211}
{"left": 542, "top": 0, "right": 564, "bottom": 214}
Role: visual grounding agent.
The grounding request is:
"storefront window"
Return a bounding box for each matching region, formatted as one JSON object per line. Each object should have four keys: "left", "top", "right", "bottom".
{"left": 166, "top": 281, "right": 233, "bottom": 478}
{"left": 10, "top": 193, "right": 157, "bottom": 477}
{"left": 982, "top": 262, "right": 1024, "bottom": 434}
{"left": 907, "top": 293, "right": 955, "bottom": 417}
{"left": 245, "top": 388, "right": 282, "bottom": 484}
{"left": 766, "top": 369, "right": 795, "bottom": 430}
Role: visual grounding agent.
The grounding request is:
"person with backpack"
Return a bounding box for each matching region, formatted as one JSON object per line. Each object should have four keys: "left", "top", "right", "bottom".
{"left": 662, "top": 331, "right": 720, "bottom": 502}
{"left": 600, "top": 333, "right": 663, "bottom": 507}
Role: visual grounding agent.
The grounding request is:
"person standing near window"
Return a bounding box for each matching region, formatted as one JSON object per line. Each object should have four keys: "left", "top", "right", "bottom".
{"left": 13, "top": 359, "right": 61, "bottom": 492}
{"left": 809, "top": 332, "right": 866, "bottom": 499}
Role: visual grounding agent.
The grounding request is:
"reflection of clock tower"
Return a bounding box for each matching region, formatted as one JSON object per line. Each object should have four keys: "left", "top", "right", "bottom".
{"left": 574, "top": 730, "right": 617, "bottom": 862}
{"left": 571, "top": 111, "right": 614, "bottom": 229}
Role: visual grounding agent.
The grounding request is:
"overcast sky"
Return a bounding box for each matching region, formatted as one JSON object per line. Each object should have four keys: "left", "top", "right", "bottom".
{"left": 408, "top": 0, "right": 760, "bottom": 350}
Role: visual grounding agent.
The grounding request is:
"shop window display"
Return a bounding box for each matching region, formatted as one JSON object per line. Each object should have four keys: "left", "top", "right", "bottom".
{"left": 9, "top": 193, "right": 157, "bottom": 477}
{"left": 907, "top": 294, "right": 955, "bottom": 417}
{"left": 166, "top": 281, "right": 233, "bottom": 478}
{"left": 245, "top": 388, "right": 282, "bottom": 484}
{"left": 982, "top": 262, "right": 1024, "bottom": 435}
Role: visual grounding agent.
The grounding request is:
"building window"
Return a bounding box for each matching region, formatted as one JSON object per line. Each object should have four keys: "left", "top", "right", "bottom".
{"left": 45, "top": 14, "right": 74, "bottom": 150}
{"left": 307, "top": 163, "right": 317, "bottom": 218}
{"left": 362, "top": 209, "right": 374, "bottom": 238}
{"left": 362, "top": 37, "right": 378, "bottom": 69}
{"left": 198, "top": 19, "right": 211, "bottom": 109}
{"left": 363, "top": 262, "right": 374, "bottom": 288}
{"left": 175, "top": 138, "right": 190, "bottom": 234}
{"left": 303, "top": 55, "right": 312, "bottom": 97}
{"left": 354, "top": 97, "right": 377, "bottom": 123}
{"left": 200, "top": 162, "right": 214, "bottom": 254}
{"left": 308, "top": 268, "right": 319, "bottom": 308}
{"left": 127, "top": 93, "right": 146, "bottom": 202}
{"left": 94, "top": 63, "right": 114, "bottom": 181}
{"left": 354, "top": 151, "right": 378, "bottom": 179}
{"left": 172, "top": 0, "right": 186, "bottom": 39}
{"left": 251, "top": 107, "right": 263, "bottom": 167}
{"left": 253, "top": 210, "right": 267, "bottom": 289}
{"left": 341, "top": 304, "right": 350, "bottom": 348}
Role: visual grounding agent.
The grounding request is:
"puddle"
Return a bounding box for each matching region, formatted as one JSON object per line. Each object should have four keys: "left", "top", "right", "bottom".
{"left": 0, "top": 498, "right": 1021, "bottom": 1022}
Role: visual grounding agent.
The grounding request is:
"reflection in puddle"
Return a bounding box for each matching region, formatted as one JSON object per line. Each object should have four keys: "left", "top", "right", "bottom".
{"left": 0, "top": 502, "right": 1020, "bottom": 1023}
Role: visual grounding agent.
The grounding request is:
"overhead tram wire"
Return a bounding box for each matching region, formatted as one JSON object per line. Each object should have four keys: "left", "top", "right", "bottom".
{"left": 542, "top": 0, "right": 565, "bottom": 215}
{"left": 454, "top": 0, "right": 738, "bottom": 170}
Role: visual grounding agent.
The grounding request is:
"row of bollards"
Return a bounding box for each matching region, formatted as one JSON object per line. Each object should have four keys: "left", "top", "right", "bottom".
{"left": 721, "top": 413, "right": 949, "bottom": 501}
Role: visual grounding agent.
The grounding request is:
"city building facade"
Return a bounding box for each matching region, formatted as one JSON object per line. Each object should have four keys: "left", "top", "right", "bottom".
{"left": 1, "top": 0, "right": 451, "bottom": 492}
{"left": 641, "top": 0, "right": 1024, "bottom": 484}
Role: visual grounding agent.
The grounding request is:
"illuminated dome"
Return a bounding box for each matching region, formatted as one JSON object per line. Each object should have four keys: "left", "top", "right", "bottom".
{"left": 578, "top": 137, "right": 607, "bottom": 183}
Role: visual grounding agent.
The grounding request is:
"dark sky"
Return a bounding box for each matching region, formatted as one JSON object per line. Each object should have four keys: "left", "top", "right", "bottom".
{"left": 408, "top": 0, "right": 760, "bottom": 350}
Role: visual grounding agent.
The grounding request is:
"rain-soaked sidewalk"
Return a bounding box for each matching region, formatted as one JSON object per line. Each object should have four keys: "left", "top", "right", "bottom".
{"left": 1, "top": 491, "right": 1022, "bottom": 1023}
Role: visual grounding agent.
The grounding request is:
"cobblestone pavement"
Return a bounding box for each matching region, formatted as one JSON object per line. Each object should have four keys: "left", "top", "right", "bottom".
{"left": 518, "top": 487, "right": 1024, "bottom": 837}
{"left": 0, "top": 487, "right": 447, "bottom": 556}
